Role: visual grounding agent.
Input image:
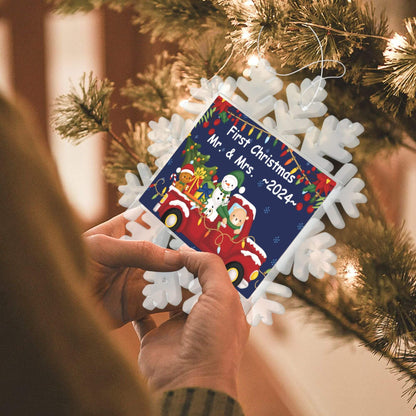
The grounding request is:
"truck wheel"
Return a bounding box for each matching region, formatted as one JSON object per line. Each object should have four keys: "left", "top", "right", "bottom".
{"left": 226, "top": 261, "right": 244, "bottom": 287}
{"left": 161, "top": 208, "right": 182, "bottom": 231}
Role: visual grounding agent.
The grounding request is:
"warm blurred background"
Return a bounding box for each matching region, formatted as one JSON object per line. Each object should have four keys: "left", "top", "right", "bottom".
{"left": 1, "top": 0, "right": 416, "bottom": 415}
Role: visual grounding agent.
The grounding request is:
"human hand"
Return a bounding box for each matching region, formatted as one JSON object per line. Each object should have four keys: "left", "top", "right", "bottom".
{"left": 84, "top": 214, "right": 183, "bottom": 327}
{"left": 134, "top": 250, "right": 250, "bottom": 399}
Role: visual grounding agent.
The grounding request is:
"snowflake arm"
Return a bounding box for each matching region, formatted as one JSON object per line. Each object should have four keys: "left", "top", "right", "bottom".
{"left": 181, "top": 76, "right": 237, "bottom": 114}
{"left": 247, "top": 296, "right": 285, "bottom": 326}
{"left": 322, "top": 163, "right": 368, "bottom": 229}
{"left": 292, "top": 76, "right": 328, "bottom": 118}
{"left": 182, "top": 277, "right": 203, "bottom": 314}
{"left": 233, "top": 59, "right": 283, "bottom": 120}
{"left": 118, "top": 163, "right": 153, "bottom": 209}
{"left": 275, "top": 218, "right": 325, "bottom": 275}
{"left": 293, "top": 232, "right": 337, "bottom": 281}
{"left": 148, "top": 114, "right": 194, "bottom": 168}
{"left": 246, "top": 282, "right": 292, "bottom": 326}
{"left": 142, "top": 271, "right": 182, "bottom": 310}
{"left": 323, "top": 178, "right": 367, "bottom": 229}
{"left": 301, "top": 116, "right": 364, "bottom": 173}
{"left": 261, "top": 76, "right": 327, "bottom": 149}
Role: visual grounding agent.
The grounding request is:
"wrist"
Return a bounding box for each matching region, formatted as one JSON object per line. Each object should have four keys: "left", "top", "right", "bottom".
{"left": 153, "top": 365, "right": 239, "bottom": 400}
{"left": 158, "top": 387, "right": 245, "bottom": 416}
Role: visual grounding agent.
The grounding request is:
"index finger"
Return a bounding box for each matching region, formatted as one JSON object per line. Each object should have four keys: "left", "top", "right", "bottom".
{"left": 84, "top": 214, "right": 128, "bottom": 239}
{"left": 85, "top": 234, "right": 184, "bottom": 271}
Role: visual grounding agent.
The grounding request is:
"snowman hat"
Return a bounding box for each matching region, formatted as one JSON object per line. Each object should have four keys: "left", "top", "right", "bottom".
{"left": 180, "top": 164, "right": 194, "bottom": 175}
{"left": 226, "top": 170, "right": 245, "bottom": 193}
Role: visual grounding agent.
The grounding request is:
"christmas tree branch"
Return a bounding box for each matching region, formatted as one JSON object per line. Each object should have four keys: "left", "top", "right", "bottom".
{"left": 107, "top": 128, "right": 141, "bottom": 164}
{"left": 104, "top": 121, "right": 156, "bottom": 185}
{"left": 400, "top": 142, "right": 416, "bottom": 154}
{"left": 77, "top": 99, "right": 141, "bottom": 162}
{"left": 121, "top": 51, "right": 186, "bottom": 119}
{"left": 278, "top": 274, "right": 416, "bottom": 390}
{"left": 289, "top": 21, "right": 391, "bottom": 42}
{"left": 53, "top": 72, "right": 141, "bottom": 164}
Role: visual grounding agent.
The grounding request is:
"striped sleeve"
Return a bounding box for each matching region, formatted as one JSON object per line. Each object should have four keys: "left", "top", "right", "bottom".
{"left": 158, "top": 388, "right": 245, "bottom": 416}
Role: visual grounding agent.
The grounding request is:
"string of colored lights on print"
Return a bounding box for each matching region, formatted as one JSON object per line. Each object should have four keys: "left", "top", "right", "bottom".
{"left": 149, "top": 177, "right": 167, "bottom": 198}
{"left": 225, "top": 109, "right": 323, "bottom": 201}
{"left": 285, "top": 147, "right": 322, "bottom": 202}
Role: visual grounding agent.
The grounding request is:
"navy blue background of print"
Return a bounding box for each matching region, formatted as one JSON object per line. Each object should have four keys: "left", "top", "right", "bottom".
{"left": 140, "top": 96, "right": 336, "bottom": 299}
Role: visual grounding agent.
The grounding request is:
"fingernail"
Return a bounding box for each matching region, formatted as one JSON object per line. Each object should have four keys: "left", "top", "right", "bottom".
{"left": 164, "top": 249, "right": 182, "bottom": 267}
{"left": 178, "top": 244, "right": 195, "bottom": 252}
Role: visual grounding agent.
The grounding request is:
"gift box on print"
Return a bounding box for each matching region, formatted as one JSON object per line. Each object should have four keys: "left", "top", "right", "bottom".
{"left": 175, "top": 136, "right": 218, "bottom": 205}
{"left": 139, "top": 95, "right": 338, "bottom": 299}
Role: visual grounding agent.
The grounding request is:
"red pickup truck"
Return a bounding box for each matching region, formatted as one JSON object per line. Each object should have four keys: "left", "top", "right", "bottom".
{"left": 152, "top": 186, "right": 267, "bottom": 288}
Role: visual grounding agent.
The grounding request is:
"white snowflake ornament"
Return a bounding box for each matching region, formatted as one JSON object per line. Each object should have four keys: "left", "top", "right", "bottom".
{"left": 118, "top": 57, "right": 367, "bottom": 326}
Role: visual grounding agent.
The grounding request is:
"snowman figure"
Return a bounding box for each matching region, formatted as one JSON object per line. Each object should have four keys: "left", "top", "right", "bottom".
{"left": 204, "top": 170, "right": 245, "bottom": 222}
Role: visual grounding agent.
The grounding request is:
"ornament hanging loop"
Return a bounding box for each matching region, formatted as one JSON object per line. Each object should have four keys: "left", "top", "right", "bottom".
{"left": 255, "top": 23, "right": 346, "bottom": 110}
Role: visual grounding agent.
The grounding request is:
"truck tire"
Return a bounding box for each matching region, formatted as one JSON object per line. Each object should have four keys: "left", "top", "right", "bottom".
{"left": 161, "top": 208, "right": 183, "bottom": 231}
{"left": 226, "top": 261, "right": 244, "bottom": 287}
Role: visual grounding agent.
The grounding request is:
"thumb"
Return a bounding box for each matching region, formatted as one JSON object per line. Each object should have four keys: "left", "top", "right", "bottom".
{"left": 132, "top": 316, "right": 157, "bottom": 341}
{"left": 178, "top": 249, "right": 235, "bottom": 295}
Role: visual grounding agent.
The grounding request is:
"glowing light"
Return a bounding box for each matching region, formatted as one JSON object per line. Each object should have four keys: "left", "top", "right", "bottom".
{"left": 385, "top": 33, "right": 407, "bottom": 58}
{"left": 247, "top": 54, "right": 259, "bottom": 66}
{"left": 343, "top": 263, "right": 358, "bottom": 286}
{"left": 244, "top": 0, "right": 254, "bottom": 5}
{"left": 391, "top": 33, "right": 406, "bottom": 49}
{"left": 241, "top": 27, "right": 250, "bottom": 40}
